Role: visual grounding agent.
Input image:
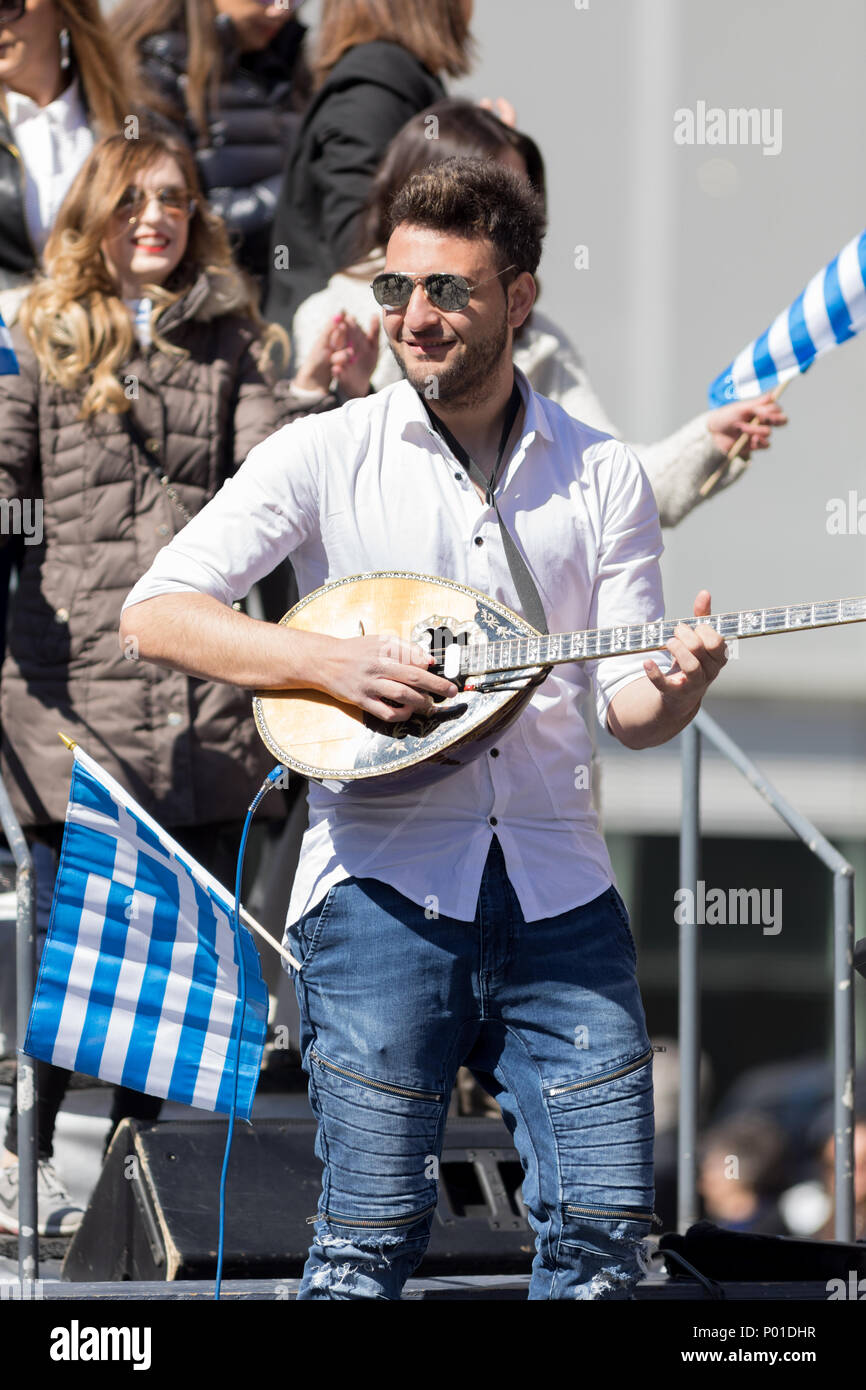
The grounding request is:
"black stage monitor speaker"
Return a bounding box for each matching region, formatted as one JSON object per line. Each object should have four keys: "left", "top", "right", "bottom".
{"left": 661, "top": 1220, "right": 866, "bottom": 1282}
{"left": 62, "top": 1117, "right": 534, "bottom": 1282}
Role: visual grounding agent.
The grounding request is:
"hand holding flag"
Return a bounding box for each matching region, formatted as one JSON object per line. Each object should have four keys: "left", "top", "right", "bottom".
{"left": 705, "top": 391, "right": 788, "bottom": 459}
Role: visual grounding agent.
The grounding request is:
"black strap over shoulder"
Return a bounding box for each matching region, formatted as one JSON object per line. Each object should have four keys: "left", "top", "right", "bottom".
{"left": 421, "top": 380, "right": 548, "bottom": 635}
{"left": 119, "top": 409, "right": 193, "bottom": 528}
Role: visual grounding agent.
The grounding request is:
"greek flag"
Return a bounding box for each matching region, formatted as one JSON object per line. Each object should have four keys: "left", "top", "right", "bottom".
{"left": 708, "top": 227, "right": 866, "bottom": 405}
{"left": 24, "top": 746, "right": 268, "bottom": 1120}
{"left": 0, "top": 312, "right": 18, "bottom": 375}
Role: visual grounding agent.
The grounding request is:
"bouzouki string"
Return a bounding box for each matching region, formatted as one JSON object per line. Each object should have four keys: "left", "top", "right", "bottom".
{"left": 422, "top": 378, "right": 549, "bottom": 638}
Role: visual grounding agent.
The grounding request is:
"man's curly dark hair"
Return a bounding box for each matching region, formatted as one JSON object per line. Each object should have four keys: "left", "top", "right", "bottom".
{"left": 385, "top": 156, "right": 546, "bottom": 279}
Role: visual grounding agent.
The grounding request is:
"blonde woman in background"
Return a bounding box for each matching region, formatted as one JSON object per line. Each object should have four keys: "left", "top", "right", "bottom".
{"left": 0, "top": 129, "right": 324, "bottom": 1239}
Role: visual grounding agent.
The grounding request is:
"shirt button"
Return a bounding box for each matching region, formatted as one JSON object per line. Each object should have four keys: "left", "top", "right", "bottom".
{"left": 490, "top": 748, "right": 500, "bottom": 758}
{"left": 167, "top": 711, "right": 183, "bottom": 727}
{"left": 489, "top": 815, "right": 498, "bottom": 826}
{"left": 474, "top": 536, "right": 484, "bottom": 547}
{"left": 454, "top": 472, "right": 463, "bottom": 481}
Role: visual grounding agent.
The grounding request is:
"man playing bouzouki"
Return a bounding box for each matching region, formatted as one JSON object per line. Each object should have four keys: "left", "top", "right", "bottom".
{"left": 121, "top": 158, "right": 727, "bottom": 1300}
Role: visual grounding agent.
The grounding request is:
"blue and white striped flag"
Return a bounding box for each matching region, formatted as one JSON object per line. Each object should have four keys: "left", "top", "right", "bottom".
{"left": 708, "top": 227, "right": 866, "bottom": 405}
{"left": 0, "top": 311, "right": 18, "bottom": 375}
{"left": 25, "top": 746, "right": 268, "bottom": 1120}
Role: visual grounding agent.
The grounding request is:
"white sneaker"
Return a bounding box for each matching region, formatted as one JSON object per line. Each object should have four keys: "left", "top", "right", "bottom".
{"left": 0, "top": 1160, "right": 84, "bottom": 1236}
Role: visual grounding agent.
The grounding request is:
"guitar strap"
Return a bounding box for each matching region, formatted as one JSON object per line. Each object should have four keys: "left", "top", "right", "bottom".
{"left": 422, "top": 379, "right": 549, "bottom": 635}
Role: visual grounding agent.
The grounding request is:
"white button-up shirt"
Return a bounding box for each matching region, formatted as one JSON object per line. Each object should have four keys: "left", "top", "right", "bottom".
{"left": 5, "top": 78, "right": 94, "bottom": 253}
{"left": 123, "top": 371, "right": 671, "bottom": 928}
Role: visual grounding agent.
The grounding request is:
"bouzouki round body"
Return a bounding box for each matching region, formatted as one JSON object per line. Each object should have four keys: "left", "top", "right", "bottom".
{"left": 252, "top": 572, "right": 548, "bottom": 793}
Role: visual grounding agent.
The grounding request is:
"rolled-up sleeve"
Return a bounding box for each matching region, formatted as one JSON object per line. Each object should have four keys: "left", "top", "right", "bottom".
{"left": 122, "top": 416, "right": 322, "bottom": 613}
{"left": 586, "top": 440, "right": 674, "bottom": 728}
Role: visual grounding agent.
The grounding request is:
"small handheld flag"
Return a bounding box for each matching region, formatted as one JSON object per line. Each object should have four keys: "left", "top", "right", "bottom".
{"left": 0, "top": 312, "right": 19, "bottom": 376}
{"left": 708, "top": 227, "right": 866, "bottom": 405}
{"left": 24, "top": 745, "right": 269, "bottom": 1120}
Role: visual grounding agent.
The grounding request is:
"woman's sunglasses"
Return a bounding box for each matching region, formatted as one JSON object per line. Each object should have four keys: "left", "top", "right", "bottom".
{"left": 370, "top": 265, "right": 518, "bottom": 312}
{"left": 0, "top": 2, "right": 26, "bottom": 22}
{"left": 112, "top": 187, "right": 197, "bottom": 225}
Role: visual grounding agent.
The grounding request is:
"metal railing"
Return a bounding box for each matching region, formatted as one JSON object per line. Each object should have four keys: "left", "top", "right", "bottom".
{"left": 678, "top": 709, "right": 856, "bottom": 1240}
{"left": 0, "top": 774, "right": 38, "bottom": 1281}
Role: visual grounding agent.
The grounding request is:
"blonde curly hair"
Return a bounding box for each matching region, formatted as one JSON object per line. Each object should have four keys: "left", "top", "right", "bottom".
{"left": 21, "top": 132, "right": 288, "bottom": 419}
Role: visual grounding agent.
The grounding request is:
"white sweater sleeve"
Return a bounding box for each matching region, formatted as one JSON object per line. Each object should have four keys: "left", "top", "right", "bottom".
{"left": 518, "top": 310, "right": 744, "bottom": 528}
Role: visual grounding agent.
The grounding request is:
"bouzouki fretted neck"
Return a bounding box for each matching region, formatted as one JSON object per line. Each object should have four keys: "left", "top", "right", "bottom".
{"left": 459, "top": 596, "right": 866, "bottom": 678}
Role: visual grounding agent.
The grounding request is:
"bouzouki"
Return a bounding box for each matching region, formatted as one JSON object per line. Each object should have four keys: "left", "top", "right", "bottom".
{"left": 253, "top": 572, "right": 866, "bottom": 791}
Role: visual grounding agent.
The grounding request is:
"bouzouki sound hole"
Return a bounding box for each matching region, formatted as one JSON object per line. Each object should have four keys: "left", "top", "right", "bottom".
{"left": 365, "top": 621, "right": 470, "bottom": 739}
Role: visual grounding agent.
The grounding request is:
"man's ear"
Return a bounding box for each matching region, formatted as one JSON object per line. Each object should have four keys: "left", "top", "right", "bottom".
{"left": 507, "top": 271, "right": 537, "bottom": 330}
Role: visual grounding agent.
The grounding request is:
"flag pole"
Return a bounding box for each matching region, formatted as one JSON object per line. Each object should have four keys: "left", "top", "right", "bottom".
{"left": 237, "top": 906, "right": 300, "bottom": 972}
{"left": 56, "top": 732, "right": 301, "bottom": 971}
{"left": 700, "top": 378, "right": 790, "bottom": 499}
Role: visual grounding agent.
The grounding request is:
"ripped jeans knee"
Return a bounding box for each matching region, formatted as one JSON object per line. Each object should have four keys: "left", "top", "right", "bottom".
{"left": 298, "top": 1212, "right": 435, "bottom": 1301}
{"left": 297, "top": 1045, "right": 445, "bottom": 1300}
{"left": 551, "top": 1209, "right": 655, "bottom": 1301}
{"left": 537, "top": 1045, "right": 656, "bottom": 1300}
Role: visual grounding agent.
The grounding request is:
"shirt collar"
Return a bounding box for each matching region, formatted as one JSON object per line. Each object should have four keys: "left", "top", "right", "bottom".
{"left": 5, "top": 75, "right": 85, "bottom": 130}
{"left": 399, "top": 364, "right": 555, "bottom": 451}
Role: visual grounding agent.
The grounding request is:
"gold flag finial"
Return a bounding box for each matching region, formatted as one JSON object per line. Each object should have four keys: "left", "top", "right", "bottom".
{"left": 58, "top": 732, "right": 77, "bottom": 751}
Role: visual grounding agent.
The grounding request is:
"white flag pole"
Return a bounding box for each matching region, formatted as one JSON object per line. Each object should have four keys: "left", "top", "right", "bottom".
{"left": 58, "top": 733, "right": 302, "bottom": 971}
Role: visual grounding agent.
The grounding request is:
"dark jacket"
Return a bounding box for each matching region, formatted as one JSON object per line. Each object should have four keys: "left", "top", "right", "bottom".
{"left": 138, "top": 14, "right": 309, "bottom": 284}
{"left": 0, "top": 271, "right": 307, "bottom": 831}
{"left": 0, "top": 112, "right": 44, "bottom": 292}
{"left": 265, "top": 40, "right": 445, "bottom": 338}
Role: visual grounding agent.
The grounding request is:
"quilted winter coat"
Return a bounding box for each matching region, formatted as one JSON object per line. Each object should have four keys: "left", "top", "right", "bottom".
{"left": 0, "top": 271, "right": 296, "bottom": 831}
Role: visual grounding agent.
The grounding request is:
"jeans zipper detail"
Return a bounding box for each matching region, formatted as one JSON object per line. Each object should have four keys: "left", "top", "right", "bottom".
{"left": 548, "top": 1046, "right": 654, "bottom": 1097}
{"left": 306, "top": 1204, "right": 436, "bottom": 1229}
{"left": 311, "top": 1049, "right": 442, "bottom": 1102}
{"left": 566, "top": 1203, "right": 662, "bottom": 1227}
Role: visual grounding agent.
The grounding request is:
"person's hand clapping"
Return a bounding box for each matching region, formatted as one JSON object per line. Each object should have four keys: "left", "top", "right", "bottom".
{"left": 328, "top": 311, "right": 379, "bottom": 398}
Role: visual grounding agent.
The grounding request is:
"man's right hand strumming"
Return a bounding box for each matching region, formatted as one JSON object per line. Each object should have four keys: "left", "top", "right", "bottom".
{"left": 319, "top": 634, "right": 459, "bottom": 723}
{"left": 119, "top": 593, "right": 457, "bottom": 723}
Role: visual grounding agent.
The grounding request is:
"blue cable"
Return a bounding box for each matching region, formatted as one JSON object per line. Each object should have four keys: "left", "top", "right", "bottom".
{"left": 215, "top": 764, "right": 285, "bottom": 1301}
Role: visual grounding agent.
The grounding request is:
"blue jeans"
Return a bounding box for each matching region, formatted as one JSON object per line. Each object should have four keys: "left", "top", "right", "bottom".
{"left": 288, "top": 836, "right": 655, "bottom": 1300}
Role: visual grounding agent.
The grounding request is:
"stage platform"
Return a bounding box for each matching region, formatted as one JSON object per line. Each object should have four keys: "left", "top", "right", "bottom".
{"left": 0, "top": 1258, "right": 839, "bottom": 1301}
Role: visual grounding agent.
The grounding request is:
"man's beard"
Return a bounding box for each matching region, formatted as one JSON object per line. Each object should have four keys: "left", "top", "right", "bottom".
{"left": 388, "top": 311, "right": 510, "bottom": 409}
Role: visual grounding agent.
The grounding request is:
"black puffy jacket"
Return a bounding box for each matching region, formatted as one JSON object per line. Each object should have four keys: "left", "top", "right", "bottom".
{"left": 265, "top": 40, "right": 445, "bottom": 338}
{"left": 0, "top": 113, "right": 47, "bottom": 291}
{"left": 138, "top": 13, "right": 309, "bottom": 284}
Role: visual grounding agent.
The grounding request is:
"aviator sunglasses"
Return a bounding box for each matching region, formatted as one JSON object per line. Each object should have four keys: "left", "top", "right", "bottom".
{"left": 371, "top": 265, "right": 518, "bottom": 312}
{"left": 112, "top": 186, "right": 197, "bottom": 225}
